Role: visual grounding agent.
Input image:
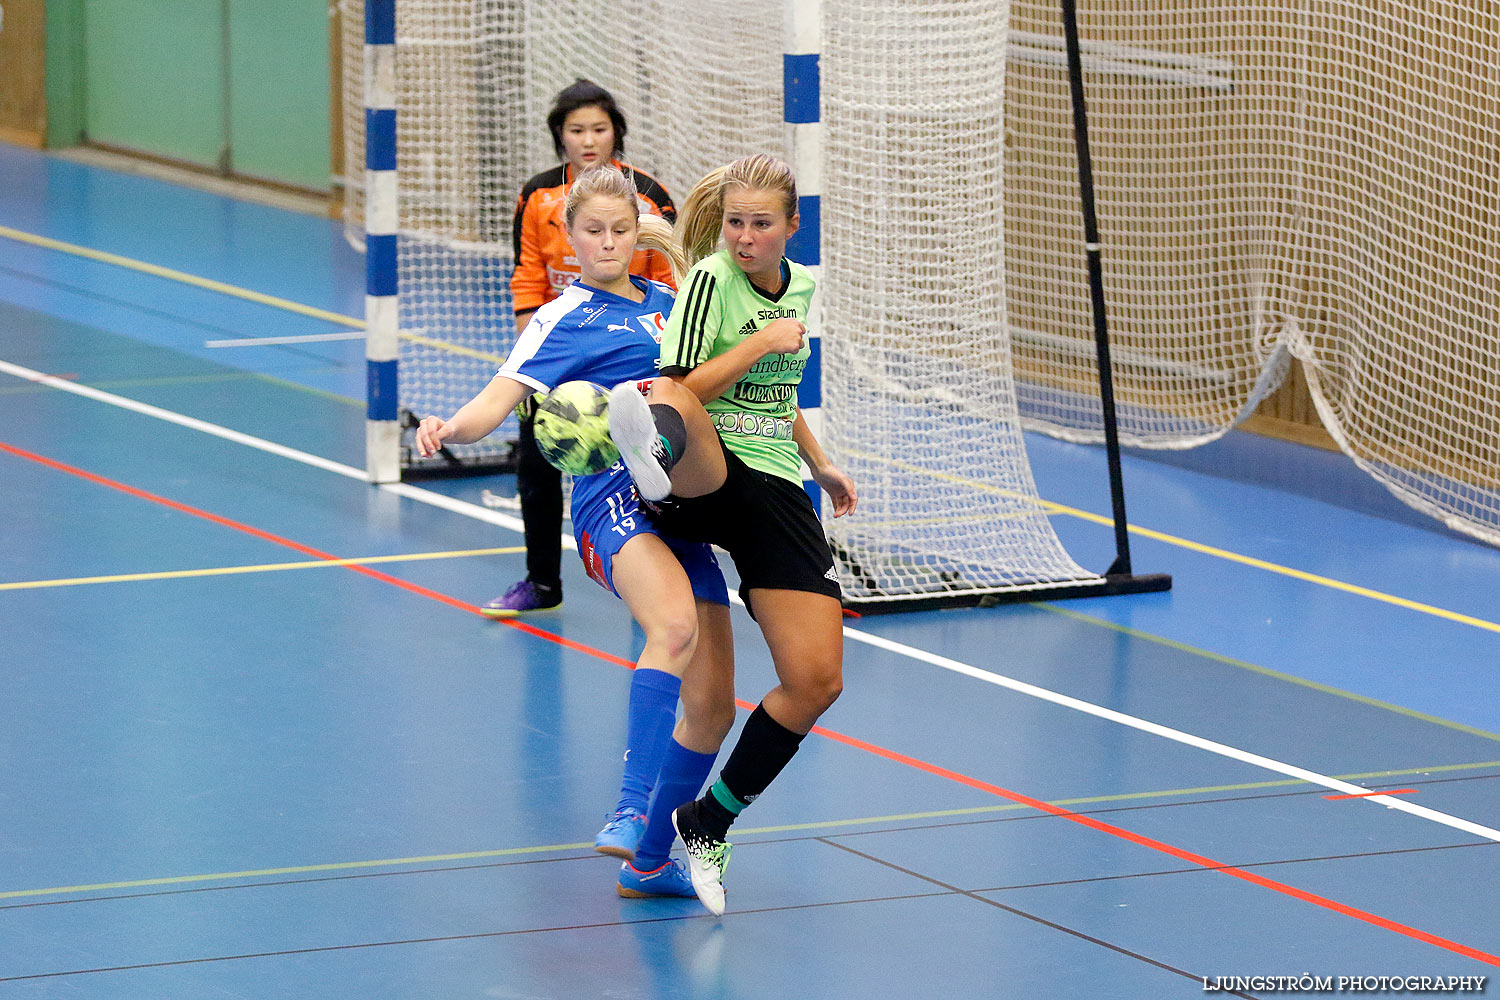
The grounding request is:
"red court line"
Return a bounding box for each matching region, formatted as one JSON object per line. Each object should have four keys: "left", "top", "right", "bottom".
{"left": 0, "top": 441, "right": 634, "bottom": 670}
{"left": 816, "top": 729, "right": 1498, "bottom": 967}
{"left": 6, "top": 439, "right": 1496, "bottom": 969}
{"left": 1324, "top": 789, "right": 1419, "bottom": 800}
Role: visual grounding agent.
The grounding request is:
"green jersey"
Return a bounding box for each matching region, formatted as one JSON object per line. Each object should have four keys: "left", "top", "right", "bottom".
{"left": 659, "top": 250, "right": 815, "bottom": 483}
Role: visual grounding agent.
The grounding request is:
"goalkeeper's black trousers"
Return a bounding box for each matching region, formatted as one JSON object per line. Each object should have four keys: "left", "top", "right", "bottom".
{"left": 516, "top": 409, "right": 564, "bottom": 593}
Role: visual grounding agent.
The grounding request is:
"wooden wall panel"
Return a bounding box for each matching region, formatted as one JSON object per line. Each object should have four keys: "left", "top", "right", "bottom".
{"left": 0, "top": 0, "right": 48, "bottom": 146}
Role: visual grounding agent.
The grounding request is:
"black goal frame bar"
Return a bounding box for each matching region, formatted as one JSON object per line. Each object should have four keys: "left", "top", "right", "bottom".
{"left": 1060, "top": 0, "right": 1170, "bottom": 594}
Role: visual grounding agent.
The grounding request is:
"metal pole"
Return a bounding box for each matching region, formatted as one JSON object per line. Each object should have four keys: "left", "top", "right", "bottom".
{"left": 1060, "top": 0, "right": 1133, "bottom": 577}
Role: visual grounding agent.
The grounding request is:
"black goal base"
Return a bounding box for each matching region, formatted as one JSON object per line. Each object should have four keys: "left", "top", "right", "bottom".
{"left": 843, "top": 572, "right": 1172, "bottom": 616}
{"left": 401, "top": 445, "right": 517, "bottom": 480}
{"left": 396, "top": 408, "right": 518, "bottom": 480}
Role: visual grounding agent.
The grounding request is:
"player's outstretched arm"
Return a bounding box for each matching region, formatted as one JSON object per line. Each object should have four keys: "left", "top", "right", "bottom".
{"left": 793, "top": 409, "right": 857, "bottom": 517}
{"left": 416, "top": 375, "right": 531, "bottom": 457}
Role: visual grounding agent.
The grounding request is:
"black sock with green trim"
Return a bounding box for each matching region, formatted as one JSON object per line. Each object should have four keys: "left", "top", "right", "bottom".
{"left": 694, "top": 703, "right": 806, "bottom": 840}
{"left": 649, "top": 403, "right": 687, "bottom": 473}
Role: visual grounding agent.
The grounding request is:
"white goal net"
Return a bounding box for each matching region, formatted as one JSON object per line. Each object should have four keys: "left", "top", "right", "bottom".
{"left": 342, "top": 0, "right": 1105, "bottom": 603}
{"left": 821, "top": 1, "right": 1103, "bottom": 603}
{"left": 1001, "top": 0, "right": 1500, "bottom": 545}
{"left": 340, "top": 0, "right": 787, "bottom": 466}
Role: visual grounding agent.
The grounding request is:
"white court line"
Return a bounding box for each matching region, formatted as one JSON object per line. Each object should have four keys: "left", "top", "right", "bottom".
{"left": 844, "top": 628, "right": 1500, "bottom": 844}
{"left": 2, "top": 356, "right": 1496, "bottom": 845}
{"left": 204, "top": 331, "right": 366, "bottom": 348}
{"left": 0, "top": 360, "right": 567, "bottom": 542}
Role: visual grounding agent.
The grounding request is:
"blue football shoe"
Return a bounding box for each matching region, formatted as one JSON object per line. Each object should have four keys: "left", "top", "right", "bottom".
{"left": 616, "top": 858, "right": 699, "bottom": 899}
{"left": 594, "top": 808, "right": 647, "bottom": 860}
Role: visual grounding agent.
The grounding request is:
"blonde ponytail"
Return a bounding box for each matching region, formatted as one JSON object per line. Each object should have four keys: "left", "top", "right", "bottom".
{"left": 636, "top": 214, "right": 688, "bottom": 285}
{"left": 676, "top": 165, "right": 733, "bottom": 267}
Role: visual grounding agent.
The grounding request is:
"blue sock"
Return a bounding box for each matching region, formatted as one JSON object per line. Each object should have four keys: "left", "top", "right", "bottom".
{"left": 615, "top": 668, "right": 682, "bottom": 815}
{"left": 634, "top": 738, "right": 718, "bottom": 869}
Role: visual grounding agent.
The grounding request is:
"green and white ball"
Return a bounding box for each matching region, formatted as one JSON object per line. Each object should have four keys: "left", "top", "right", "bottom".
{"left": 533, "top": 380, "right": 620, "bottom": 476}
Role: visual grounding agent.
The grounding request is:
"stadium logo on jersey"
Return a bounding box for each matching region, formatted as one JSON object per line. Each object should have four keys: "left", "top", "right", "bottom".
{"left": 637, "top": 312, "right": 667, "bottom": 343}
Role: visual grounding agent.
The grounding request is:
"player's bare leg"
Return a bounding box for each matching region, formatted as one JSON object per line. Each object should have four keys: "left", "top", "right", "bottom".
{"left": 673, "top": 589, "right": 843, "bottom": 915}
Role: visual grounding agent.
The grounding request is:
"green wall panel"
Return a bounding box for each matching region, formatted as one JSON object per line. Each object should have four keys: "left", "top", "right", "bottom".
{"left": 44, "top": 0, "right": 87, "bottom": 147}
{"left": 81, "top": 0, "right": 226, "bottom": 168}
{"left": 51, "top": 0, "right": 331, "bottom": 190}
{"left": 227, "top": 1, "right": 330, "bottom": 191}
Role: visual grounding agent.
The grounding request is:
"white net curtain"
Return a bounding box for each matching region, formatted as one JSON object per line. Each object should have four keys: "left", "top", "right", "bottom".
{"left": 1003, "top": 0, "right": 1500, "bottom": 544}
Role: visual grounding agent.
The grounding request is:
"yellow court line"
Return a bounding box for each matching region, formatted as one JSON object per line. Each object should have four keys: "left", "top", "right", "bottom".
{"left": 742, "top": 758, "right": 1500, "bottom": 834}
{"left": 854, "top": 448, "right": 1500, "bottom": 636}
{"left": 0, "top": 224, "right": 361, "bottom": 327}
{"left": 6, "top": 759, "right": 1496, "bottom": 902}
{"left": 0, "top": 547, "right": 525, "bottom": 591}
{"left": 1108, "top": 520, "right": 1500, "bottom": 635}
{"left": 0, "top": 843, "right": 595, "bottom": 900}
{"left": 0, "top": 225, "right": 508, "bottom": 365}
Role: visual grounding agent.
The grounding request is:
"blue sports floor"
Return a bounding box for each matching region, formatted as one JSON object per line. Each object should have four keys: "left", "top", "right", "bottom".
{"left": 1, "top": 142, "right": 1497, "bottom": 998}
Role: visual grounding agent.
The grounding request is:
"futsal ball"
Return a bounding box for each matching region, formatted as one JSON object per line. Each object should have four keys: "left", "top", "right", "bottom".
{"left": 534, "top": 380, "right": 620, "bottom": 476}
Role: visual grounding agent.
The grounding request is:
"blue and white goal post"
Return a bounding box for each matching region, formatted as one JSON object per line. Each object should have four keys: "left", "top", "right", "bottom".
{"left": 363, "top": 0, "right": 401, "bottom": 484}
{"left": 785, "top": 0, "right": 824, "bottom": 507}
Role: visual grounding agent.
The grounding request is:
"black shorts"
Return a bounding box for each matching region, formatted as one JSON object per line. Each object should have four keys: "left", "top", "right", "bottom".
{"left": 644, "top": 439, "right": 841, "bottom": 611}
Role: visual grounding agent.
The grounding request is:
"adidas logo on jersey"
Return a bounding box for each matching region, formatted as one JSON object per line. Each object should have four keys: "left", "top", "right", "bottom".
{"left": 824, "top": 565, "right": 840, "bottom": 582}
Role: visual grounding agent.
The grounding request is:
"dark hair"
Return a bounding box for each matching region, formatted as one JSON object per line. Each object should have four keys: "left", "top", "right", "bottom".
{"left": 546, "top": 79, "right": 627, "bottom": 161}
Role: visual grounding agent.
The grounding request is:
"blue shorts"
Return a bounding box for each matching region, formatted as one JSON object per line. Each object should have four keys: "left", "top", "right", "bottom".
{"left": 572, "top": 478, "right": 729, "bottom": 607}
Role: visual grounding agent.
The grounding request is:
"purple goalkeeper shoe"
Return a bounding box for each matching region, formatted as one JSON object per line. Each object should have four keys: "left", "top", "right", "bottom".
{"left": 480, "top": 579, "right": 561, "bottom": 618}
